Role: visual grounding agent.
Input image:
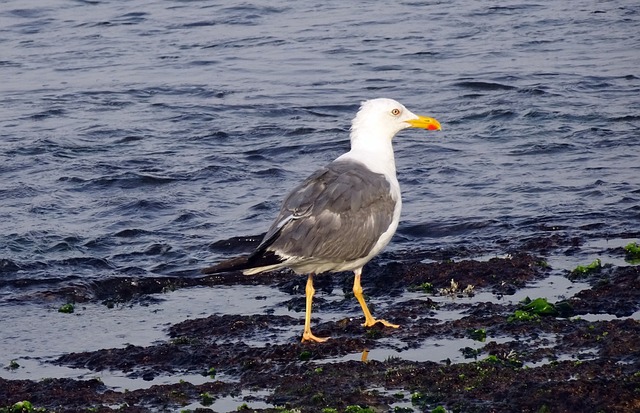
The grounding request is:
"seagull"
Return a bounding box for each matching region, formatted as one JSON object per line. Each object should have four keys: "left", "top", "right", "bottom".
{"left": 203, "top": 98, "right": 441, "bottom": 342}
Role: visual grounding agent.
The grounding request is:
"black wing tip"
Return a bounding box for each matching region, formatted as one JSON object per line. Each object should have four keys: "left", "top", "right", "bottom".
{"left": 201, "top": 250, "right": 286, "bottom": 275}
{"left": 201, "top": 256, "right": 250, "bottom": 274}
{"left": 200, "top": 266, "right": 220, "bottom": 275}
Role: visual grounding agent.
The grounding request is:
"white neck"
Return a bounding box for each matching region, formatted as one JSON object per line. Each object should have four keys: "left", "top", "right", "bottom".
{"left": 339, "top": 128, "right": 397, "bottom": 177}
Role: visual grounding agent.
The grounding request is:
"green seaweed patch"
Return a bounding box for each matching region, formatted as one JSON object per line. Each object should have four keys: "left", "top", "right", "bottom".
{"left": 570, "top": 258, "right": 602, "bottom": 277}
{"left": 411, "top": 391, "right": 426, "bottom": 405}
{"left": 344, "top": 406, "right": 374, "bottom": 413}
{"left": 200, "top": 392, "right": 213, "bottom": 406}
{"left": 467, "top": 328, "right": 487, "bottom": 342}
{"left": 58, "top": 303, "right": 75, "bottom": 314}
{"left": 410, "top": 391, "right": 441, "bottom": 409}
{"left": 522, "top": 297, "right": 558, "bottom": 316}
{"left": 508, "top": 297, "right": 560, "bottom": 322}
{"left": 6, "top": 360, "right": 20, "bottom": 370}
{"left": 204, "top": 367, "right": 216, "bottom": 379}
{"left": 508, "top": 309, "right": 540, "bottom": 322}
{"left": 482, "top": 351, "right": 523, "bottom": 368}
{"left": 412, "top": 282, "right": 434, "bottom": 294}
{"left": 624, "top": 241, "right": 640, "bottom": 264}
{"left": 0, "top": 400, "right": 47, "bottom": 413}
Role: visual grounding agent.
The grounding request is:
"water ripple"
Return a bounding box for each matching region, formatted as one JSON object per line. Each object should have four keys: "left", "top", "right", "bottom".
{"left": 0, "top": 0, "right": 638, "bottom": 302}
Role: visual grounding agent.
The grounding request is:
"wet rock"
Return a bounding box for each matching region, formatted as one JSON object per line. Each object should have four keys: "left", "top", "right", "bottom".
{"left": 2, "top": 245, "right": 640, "bottom": 412}
{"left": 568, "top": 265, "right": 640, "bottom": 316}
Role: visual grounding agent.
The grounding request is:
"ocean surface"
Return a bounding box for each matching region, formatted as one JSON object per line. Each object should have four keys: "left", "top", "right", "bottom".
{"left": 0, "top": 0, "right": 639, "bottom": 379}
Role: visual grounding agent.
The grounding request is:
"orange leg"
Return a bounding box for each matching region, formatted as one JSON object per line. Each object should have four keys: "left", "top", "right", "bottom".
{"left": 353, "top": 268, "right": 399, "bottom": 328}
{"left": 301, "top": 273, "right": 329, "bottom": 343}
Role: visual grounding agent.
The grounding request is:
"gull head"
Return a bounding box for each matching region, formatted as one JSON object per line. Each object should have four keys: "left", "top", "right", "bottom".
{"left": 350, "top": 98, "right": 441, "bottom": 145}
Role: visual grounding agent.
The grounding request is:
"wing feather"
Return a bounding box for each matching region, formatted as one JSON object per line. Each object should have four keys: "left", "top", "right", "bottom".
{"left": 257, "top": 159, "right": 396, "bottom": 263}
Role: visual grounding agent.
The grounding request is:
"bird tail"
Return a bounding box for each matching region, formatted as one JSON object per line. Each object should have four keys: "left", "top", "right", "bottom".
{"left": 201, "top": 250, "right": 285, "bottom": 275}
{"left": 201, "top": 255, "right": 252, "bottom": 274}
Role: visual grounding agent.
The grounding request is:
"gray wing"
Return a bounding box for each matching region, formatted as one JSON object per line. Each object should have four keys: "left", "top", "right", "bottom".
{"left": 256, "top": 159, "right": 396, "bottom": 262}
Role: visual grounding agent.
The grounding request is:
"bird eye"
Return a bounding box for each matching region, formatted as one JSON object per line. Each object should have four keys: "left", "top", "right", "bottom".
{"left": 391, "top": 108, "right": 401, "bottom": 116}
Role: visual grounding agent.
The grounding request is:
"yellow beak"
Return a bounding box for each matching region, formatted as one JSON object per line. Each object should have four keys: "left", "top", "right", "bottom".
{"left": 406, "top": 115, "right": 442, "bottom": 131}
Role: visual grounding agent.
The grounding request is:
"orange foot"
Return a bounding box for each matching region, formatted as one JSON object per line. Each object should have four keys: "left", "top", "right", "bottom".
{"left": 301, "top": 331, "right": 330, "bottom": 343}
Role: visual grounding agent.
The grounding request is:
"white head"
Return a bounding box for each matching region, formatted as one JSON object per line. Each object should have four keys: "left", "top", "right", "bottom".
{"left": 349, "top": 98, "right": 441, "bottom": 149}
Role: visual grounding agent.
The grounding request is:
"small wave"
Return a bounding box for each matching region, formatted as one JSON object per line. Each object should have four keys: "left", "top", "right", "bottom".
{"left": 507, "top": 142, "right": 577, "bottom": 156}
{"left": 254, "top": 167, "right": 286, "bottom": 178}
{"left": 523, "top": 109, "right": 552, "bottom": 119}
{"left": 0, "top": 259, "right": 22, "bottom": 273}
{"left": 112, "top": 12, "right": 149, "bottom": 25}
{"left": 0, "top": 184, "right": 40, "bottom": 199}
{"left": 612, "top": 114, "right": 640, "bottom": 122}
{"left": 402, "top": 51, "right": 439, "bottom": 58}
{"left": 142, "top": 243, "right": 172, "bottom": 256}
{"left": 454, "top": 81, "right": 517, "bottom": 91}
{"left": 45, "top": 237, "right": 85, "bottom": 254}
{"left": 0, "top": 60, "right": 22, "bottom": 68}
{"left": 115, "top": 199, "right": 172, "bottom": 213}
{"left": 248, "top": 200, "right": 277, "bottom": 213}
{"left": 172, "top": 212, "right": 206, "bottom": 224}
{"left": 284, "top": 127, "right": 317, "bottom": 137}
{"left": 460, "top": 108, "right": 517, "bottom": 122}
{"left": 113, "top": 228, "right": 152, "bottom": 238}
{"left": 180, "top": 20, "right": 218, "bottom": 28}
{"left": 486, "top": 4, "right": 544, "bottom": 13}
{"left": 207, "top": 235, "right": 263, "bottom": 254}
{"left": 112, "top": 135, "right": 145, "bottom": 144}
{"left": 56, "top": 257, "right": 115, "bottom": 270}
{"left": 518, "top": 87, "right": 550, "bottom": 96}
{"left": 29, "top": 108, "right": 66, "bottom": 120}
{"left": 188, "top": 59, "right": 220, "bottom": 67}
{"left": 243, "top": 142, "right": 307, "bottom": 160}
{"left": 8, "top": 8, "right": 47, "bottom": 18}
{"left": 87, "top": 172, "right": 177, "bottom": 189}
{"left": 399, "top": 219, "right": 499, "bottom": 239}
